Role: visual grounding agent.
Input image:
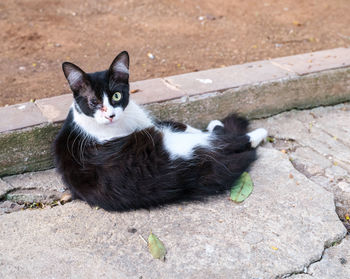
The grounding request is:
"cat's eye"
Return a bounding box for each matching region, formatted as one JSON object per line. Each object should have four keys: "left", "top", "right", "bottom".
{"left": 112, "top": 92, "right": 122, "bottom": 102}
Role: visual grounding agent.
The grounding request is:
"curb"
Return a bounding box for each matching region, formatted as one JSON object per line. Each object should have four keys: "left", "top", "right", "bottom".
{"left": 1, "top": 48, "right": 350, "bottom": 176}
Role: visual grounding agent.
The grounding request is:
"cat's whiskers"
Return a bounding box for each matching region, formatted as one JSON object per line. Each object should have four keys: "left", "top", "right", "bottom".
{"left": 73, "top": 133, "right": 85, "bottom": 166}
{"left": 67, "top": 123, "right": 95, "bottom": 167}
{"left": 141, "top": 129, "right": 155, "bottom": 147}
{"left": 78, "top": 133, "right": 88, "bottom": 165}
{"left": 67, "top": 124, "right": 84, "bottom": 166}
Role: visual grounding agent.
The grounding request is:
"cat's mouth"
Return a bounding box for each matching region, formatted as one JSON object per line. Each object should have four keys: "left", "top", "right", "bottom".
{"left": 104, "top": 116, "right": 115, "bottom": 123}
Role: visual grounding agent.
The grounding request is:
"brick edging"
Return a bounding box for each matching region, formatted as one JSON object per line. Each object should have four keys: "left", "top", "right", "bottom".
{"left": 1, "top": 48, "right": 350, "bottom": 176}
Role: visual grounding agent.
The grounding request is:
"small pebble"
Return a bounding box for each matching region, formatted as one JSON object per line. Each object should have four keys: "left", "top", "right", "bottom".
{"left": 147, "top": 53, "right": 155, "bottom": 60}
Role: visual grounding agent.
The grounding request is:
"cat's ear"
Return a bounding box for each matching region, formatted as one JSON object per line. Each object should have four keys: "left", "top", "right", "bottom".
{"left": 109, "top": 51, "right": 129, "bottom": 83}
{"left": 62, "top": 62, "right": 90, "bottom": 93}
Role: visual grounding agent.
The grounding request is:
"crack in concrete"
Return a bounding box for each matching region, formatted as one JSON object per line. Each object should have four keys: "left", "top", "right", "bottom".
{"left": 0, "top": 180, "right": 45, "bottom": 201}
{"left": 277, "top": 237, "right": 347, "bottom": 278}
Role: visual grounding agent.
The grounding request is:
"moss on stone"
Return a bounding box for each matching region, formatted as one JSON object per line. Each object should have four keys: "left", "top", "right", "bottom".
{"left": 0, "top": 124, "right": 62, "bottom": 177}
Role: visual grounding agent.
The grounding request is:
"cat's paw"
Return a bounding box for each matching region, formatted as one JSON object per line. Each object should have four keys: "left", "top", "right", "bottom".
{"left": 247, "top": 128, "right": 268, "bottom": 148}
{"left": 207, "top": 120, "right": 224, "bottom": 132}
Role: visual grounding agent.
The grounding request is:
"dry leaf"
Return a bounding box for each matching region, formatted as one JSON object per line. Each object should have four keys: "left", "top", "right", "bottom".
{"left": 130, "top": 89, "right": 141, "bottom": 94}
{"left": 60, "top": 192, "right": 72, "bottom": 204}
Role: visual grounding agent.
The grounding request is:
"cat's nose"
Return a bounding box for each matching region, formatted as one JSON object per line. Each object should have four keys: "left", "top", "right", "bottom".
{"left": 109, "top": 113, "right": 115, "bottom": 119}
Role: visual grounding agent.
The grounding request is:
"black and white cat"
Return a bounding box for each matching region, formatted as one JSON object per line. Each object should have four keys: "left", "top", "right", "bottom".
{"left": 54, "top": 51, "right": 267, "bottom": 211}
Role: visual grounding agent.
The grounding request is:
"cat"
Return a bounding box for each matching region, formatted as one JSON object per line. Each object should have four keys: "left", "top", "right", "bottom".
{"left": 54, "top": 51, "right": 267, "bottom": 211}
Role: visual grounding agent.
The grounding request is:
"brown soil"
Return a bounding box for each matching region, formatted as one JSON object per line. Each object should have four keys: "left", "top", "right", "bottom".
{"left": 1, "top": 0, "right": 349, "bottom": 106}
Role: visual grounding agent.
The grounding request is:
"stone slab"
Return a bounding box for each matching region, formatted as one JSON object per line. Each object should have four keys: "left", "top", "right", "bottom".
{"left": 35, "top": 94, "right": 73, "bottom": 123}
{"left": 0, "top": 124, "right": 60, "bottom": 177}
{"left": 5, "top": 189, "right": 63, "bottom": 204}
{"left": 271, "top": 47, "right": 350, "bottom": 75}
{"left": 3, "top": 168, "right": 65, "bottom": 193}
{"left": 148, "top": 68, "right": 350, "bottom": 128}
{"left": 0, "top": 148, "right": 346, "bottom": 279}
{"left": 253, "top": 103, "right": 350, "bottom": 232}
{"left": 164, "top": 60, "right": 294, "bottom": 96}
{"left": 0, "top": 102, "right": 47, "bottom": 133}
{"left": 131, "top": 78, "right": 185, "bottom": 104}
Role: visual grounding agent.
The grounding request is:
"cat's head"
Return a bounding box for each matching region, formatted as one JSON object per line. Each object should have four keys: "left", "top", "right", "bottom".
{"left": 62, "top": 51, "right": 130, "bottom": 125}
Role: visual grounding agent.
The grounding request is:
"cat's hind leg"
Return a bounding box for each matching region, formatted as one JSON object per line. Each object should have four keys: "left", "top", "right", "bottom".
{"left": 207, "top": 120, "right": 224, "bottom": 132}
{"left": 247, "top": 128, "right": 268, "bottom": 148}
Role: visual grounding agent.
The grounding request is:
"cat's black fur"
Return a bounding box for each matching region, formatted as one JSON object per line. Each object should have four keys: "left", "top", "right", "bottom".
{"left": 54, "top": 51, "right": 257, "bottom": 211}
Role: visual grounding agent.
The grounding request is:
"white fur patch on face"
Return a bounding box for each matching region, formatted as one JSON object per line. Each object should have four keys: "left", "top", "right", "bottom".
{"left": 72, "top": 100, "right": 153, "bottom": 142}
{"left": 162, "top": 128, "right": 212, "bottom": 159}
{"left": 93, "top": 94, "right": 120, "bottom": 125}
{"left": 113, "top": 62, "right": 129, "bottom": 74}
{"left": 67, "top": 71, "right": 82, "bottom": 86}
{"left": 247, "top": 128, "right": 268, "bottom": 148}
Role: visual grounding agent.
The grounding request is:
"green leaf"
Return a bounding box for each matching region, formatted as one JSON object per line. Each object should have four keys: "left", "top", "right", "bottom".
{"left": 148, "top": 233, "right": 166, "bottom": 261}
{"left": 230, "top": 172, "right": 254, "bottom": 203}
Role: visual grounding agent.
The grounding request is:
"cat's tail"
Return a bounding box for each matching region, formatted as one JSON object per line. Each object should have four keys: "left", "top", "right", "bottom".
{"left": 207, "top": 114, "right": 249, "bottom": 135}
{"left": 207, "top": 114, "right": 268, "bottom": 148}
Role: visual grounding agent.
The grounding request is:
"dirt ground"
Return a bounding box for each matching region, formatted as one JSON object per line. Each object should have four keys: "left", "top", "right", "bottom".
{"left": 0, "top": 0, "right": 349, "bottom": 106}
